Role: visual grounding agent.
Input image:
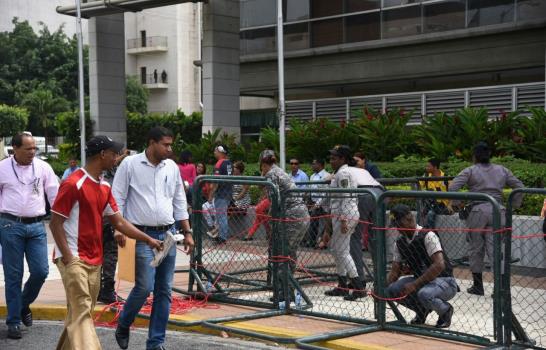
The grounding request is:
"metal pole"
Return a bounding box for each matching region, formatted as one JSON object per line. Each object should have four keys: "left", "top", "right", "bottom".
{"left": 75, "top": 0, "right": 86, "bottom": 166}
{"left": 277, "top": 0, "right": 286, "bottom": 170}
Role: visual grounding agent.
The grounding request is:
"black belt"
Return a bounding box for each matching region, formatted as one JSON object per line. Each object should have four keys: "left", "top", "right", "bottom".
{"left": 0, "top": 213, "right": 44, "bottom": 224}
{"left": 134, "top": 224, "right": 173, "bottom": 232}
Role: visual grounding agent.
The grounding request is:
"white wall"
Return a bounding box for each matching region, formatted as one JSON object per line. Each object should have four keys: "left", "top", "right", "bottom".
{"left": 124, "top": 3, "right": 200, "bottom": 115}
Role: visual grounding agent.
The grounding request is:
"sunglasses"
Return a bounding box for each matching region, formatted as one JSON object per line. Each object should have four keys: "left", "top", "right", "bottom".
{"left": 290, "top": 162, "right": 299, "bottom": 165}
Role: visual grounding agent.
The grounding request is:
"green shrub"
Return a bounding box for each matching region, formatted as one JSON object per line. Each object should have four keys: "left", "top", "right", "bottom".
{"left": 127, "top": 110, "right": 202, "bottom": 152}
{"left": 0, "top": 104, "right": 29, "bottom": 137}
{"left": 352, "top": 107, "right": 416, "bottom": 161}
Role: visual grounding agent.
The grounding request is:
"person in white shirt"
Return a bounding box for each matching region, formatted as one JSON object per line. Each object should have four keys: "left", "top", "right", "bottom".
{"left": 112, "top": 127, "right": 194, "bottom": 350}
{"left": 346, "top": 164, "right": 384, "bottom": 288}
{"left": 324, "top": 145, "right": 366, "bottom": 301}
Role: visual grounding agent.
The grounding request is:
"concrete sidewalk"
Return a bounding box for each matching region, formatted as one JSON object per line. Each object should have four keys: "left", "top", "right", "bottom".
{"left": 0, "top": 223, "right": 482, "bottom": 349}
{"left": 0, "top": 267, "right": 483, "bottom": 350}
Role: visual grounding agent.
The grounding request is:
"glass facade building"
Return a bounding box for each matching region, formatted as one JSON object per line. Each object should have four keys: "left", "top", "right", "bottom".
{"left": 240, "top": 0, "right": 546, "bottom": 56}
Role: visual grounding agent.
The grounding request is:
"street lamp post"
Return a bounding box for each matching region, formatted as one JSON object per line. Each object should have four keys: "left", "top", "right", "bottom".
{"left": 277, "top": 0, "right": 285, "bottom": 170}
{"left": 75, "top": 0, "right": 86, "bottom": 165}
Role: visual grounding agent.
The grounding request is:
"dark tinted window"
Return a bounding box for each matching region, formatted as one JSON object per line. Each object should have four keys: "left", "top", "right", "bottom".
{"left": 345, "top": 13, "right": 381, "bottom": 43}
{"left": 424, "top": 0, "right": 466, "bottom": 33}
{"left": 468, "top": 0, "right": 515, "bottom": 27}
{"left": 383, "top": 5, "right": 421, "bottom": 38}
{"left": 311, "top": 18, "right": 343, "bottom": 47}
{"left": 311, "top": 0, "right": 343, "bottom": 18}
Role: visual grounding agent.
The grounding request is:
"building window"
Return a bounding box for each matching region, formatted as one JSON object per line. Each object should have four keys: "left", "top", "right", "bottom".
{"left": 240, "top": 27, "right": 276, "bottom": 55}
{"left": 345, "top": 12, "right": 381, "bottom": 43}
{"left": 383, "top": 0, "right": 422, "bottom": 8}
{"left": 311, "top": 18, "right": 343, "bottom": 47}
{"left": 468, "top": 0, "right": 515, "bottom": 27}
{"left": 382, "top": 5, "right": 421, "bottom": 38}
{"left": 517, "top": 0, "right": 546, "bottom": 21}
{"left": 241, "top": 0, "right": 276, "bottom": 28}
{"left": 140, "top": 67, "right": 147, "bottom": 84}
{"left": 310, "top": 0, "right": 343, "bottom": 18}
{"left": 284, "top": 23, "right": 310, "bottom": 51}
{"left": 424, "top": 0, "right": 466, "bottom": 33}
{"left": 284, "top": 0, "right": 310, "bottom": 22}
{"left": 345, "top": 0, "right": 380, "bottom": 13}
{"left": 140, "top": 30, "right": 146, "bottom": 47}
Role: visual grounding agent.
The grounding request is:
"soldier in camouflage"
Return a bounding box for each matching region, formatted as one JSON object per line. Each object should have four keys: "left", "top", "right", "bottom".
{"left": 97, "top": 149, "right": 130, "bottom": 304}
{"left": 324, "top": 145, "right": 367, "bottom": 301}
{"left": 259, "top": 150, "right": 309, "bottom": 302}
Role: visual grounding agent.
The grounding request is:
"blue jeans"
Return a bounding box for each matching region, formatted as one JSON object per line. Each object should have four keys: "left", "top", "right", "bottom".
{"left": 214, "top": 197, "right": 230, "bottom": 241}
{"left": 0, "top": 218, "right": 49, "bottom": 326}
{"left": 118, "top": 228, "right": 177, "bottom": 350}
{"left": 387, "top": 276, "right": 457, "bottom": 316}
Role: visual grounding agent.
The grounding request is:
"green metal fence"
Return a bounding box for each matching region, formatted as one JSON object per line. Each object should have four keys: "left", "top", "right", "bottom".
{"left": 171, "top": 177, "right": 544, "bottom": 349}
{"left": 375, "top": 190, "right": 504, "bottom": 347}
{"left": 505, "top": 188, "right": 546, "bottom": 350}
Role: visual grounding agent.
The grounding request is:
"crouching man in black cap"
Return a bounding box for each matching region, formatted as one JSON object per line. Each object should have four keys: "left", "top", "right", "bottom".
{"left": 386, "top": 204, "right": 458, "bottom": 328}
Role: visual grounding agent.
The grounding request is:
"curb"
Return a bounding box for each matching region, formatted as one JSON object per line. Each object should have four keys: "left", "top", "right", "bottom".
{"left": 0, "top": 304, "right": 390, "bottom": 350}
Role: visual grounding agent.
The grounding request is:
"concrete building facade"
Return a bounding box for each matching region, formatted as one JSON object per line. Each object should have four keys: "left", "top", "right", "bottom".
{"left": 55, "top": 0, "right": 546, "bottom": 144}
{"left": 124, "top": 4, "right": 202, "bottom": 114}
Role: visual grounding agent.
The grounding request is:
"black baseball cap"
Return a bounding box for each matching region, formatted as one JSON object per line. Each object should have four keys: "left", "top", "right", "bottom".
{"left": 390, "top": 204, "right": 412, "bottom": 227}
{"left": 86, "top": 135, "right": 124, "bottom": 157}
{"left": 329, "top": 145, "right": 352, "bottom": 160}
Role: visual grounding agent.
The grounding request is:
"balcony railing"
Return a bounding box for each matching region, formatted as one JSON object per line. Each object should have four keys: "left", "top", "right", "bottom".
{"left": 127, "top": 36, "right": 168, "bottom": 53}
{"left": 141, "top": 72, "right": 168, "bottom": 88}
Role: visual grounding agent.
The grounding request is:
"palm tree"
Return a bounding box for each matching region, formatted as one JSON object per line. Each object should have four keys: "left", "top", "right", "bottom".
{"left": 22, "top": 87, "right": 68, "bottom": 156}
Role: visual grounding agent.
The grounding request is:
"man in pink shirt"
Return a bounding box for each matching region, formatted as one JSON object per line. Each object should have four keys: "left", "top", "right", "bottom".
{"left": 0, "top": 132, "right": 59, "bottom": 339}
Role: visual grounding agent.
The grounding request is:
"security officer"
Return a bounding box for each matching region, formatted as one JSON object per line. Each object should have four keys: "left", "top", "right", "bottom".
{"left": 387, "top": 204, "right": 457, "bottom": 328}
{"left": 324, "top": 145, "right": 366, "bottom": 301}
{"left": 449, "top": 142, "right": 523, "bottom": 295}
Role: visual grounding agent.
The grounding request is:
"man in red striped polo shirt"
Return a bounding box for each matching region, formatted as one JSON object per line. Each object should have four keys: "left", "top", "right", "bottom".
{"left": 49, "top": 136, "right": 162, "bottom": 350}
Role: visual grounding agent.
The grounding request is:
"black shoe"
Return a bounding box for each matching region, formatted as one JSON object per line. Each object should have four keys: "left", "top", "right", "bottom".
{"left": 97, "top": 293, "right": 116, "bottom": 304}
{"left": 344, "top": 278, "right": 367, "bottom": 301}
{"left": 115, "top": 324, "right": 130, "bottom": 349}
{"left": 213, "top": 237, "right": 226, "bottom": 245}
{"left": 325, "top": 276, "right": 349, "bottom": 297}
{"left": 436, "top": 304, "right": 454, "bottom": 328}
{"left": 467, "top": 285, "right": 484, "bottom": 296}
{"left": 410, "top": 310, "right": 431, "bottom": 325}
{"left": 7, "top": 325, "right": 22, "bottom": 339}
{"left": 21, "top": 306, "right": 32, "bottom": 327}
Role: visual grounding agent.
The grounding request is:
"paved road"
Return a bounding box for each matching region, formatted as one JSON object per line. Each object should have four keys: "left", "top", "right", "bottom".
{"left": 0, "top": 320, "right": 288, "bottom": 350}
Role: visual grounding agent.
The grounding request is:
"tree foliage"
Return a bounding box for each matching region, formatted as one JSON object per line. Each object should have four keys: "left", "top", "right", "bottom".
{"left": 0, "top": 18, "right": 87, "bottom": 110}
{"left": 0, "top": 104, "right": 29, "bottom": 137}
{"left": 126, "top": 75, "right": 149, "bottom": 114}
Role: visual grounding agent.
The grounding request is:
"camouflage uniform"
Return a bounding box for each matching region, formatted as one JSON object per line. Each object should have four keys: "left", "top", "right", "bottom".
{"left": 98, "top": 167, "right": 119, "bottom": 302}
{"left": 264, "top": 164, "right": 309, "bottom": 297}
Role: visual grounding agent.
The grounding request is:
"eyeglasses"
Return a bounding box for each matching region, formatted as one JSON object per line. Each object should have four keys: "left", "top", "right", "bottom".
{"left": 290, "top": 162, "right": 299, "bottom": 165}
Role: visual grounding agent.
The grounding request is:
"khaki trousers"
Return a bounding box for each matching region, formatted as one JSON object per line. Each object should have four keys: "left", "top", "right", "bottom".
{"left": 55, "top": 258, "right": 102, "bottom": 350}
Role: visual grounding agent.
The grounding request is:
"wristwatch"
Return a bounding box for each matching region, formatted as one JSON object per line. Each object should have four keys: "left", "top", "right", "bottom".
{"left": 182, "top": 229, "right": 193, "bottom": 235}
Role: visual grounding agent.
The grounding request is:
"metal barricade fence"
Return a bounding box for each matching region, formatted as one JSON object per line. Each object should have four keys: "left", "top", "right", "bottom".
{"left": 177, "top": 177, "right": 542, "bottom": 348}
{"left": 375, "top": 190, "right": 504, "bottom": 347}
{"left": 187, "top": 175, "right": 283, "bottom": 309}
{"left": 505, "top": 188, "right": 546, "bottom": 349}
{"left": 280, "top": 187, "right": 383, "bottom": 324}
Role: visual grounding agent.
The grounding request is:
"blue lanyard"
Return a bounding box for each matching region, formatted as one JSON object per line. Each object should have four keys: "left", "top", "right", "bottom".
{"left": 11, "top": 158, "right": 38, "bottom": 190}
